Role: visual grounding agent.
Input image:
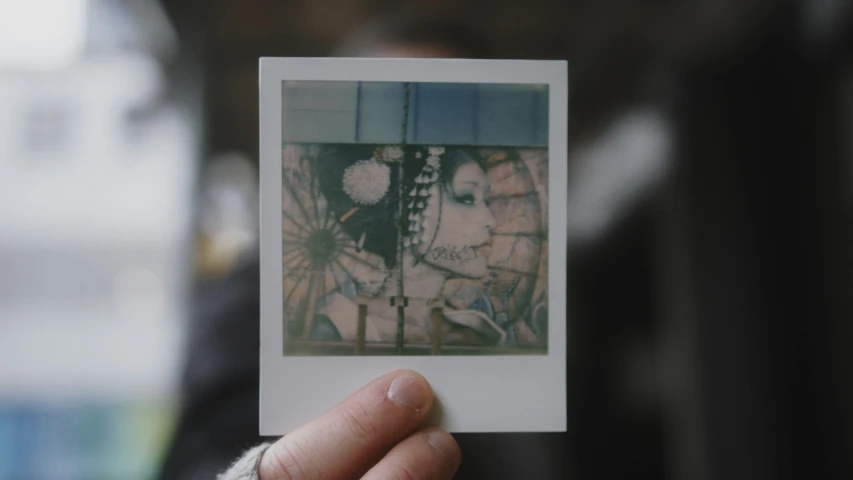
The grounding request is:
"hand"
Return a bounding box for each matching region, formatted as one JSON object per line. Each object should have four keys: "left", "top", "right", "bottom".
{"left": 258, "top": 370, "right": 460, "bottom": 480}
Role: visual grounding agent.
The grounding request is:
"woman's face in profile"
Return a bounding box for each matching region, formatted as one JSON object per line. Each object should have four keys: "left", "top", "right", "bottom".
{"left": 413, "top": 161, "right": 496, "bottom": 279}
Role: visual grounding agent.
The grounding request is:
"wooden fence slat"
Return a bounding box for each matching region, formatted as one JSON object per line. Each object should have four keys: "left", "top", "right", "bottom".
{"left": 431, "top": 306, "right": 443, "bottom": 355}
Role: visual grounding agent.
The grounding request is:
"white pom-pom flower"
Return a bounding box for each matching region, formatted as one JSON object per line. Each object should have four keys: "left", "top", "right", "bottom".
{"left": 342, "top": 158, "right": 391, "bottom": 205}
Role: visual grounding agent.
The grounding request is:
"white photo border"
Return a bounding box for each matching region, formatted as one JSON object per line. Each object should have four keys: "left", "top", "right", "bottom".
{"left": 260, "top": 57, "right": 568, "bottom": 434}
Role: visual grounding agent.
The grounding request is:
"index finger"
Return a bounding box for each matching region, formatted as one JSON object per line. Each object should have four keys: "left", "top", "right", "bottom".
{"left": 258, "top": 369, "right": 433, "bottom": 480}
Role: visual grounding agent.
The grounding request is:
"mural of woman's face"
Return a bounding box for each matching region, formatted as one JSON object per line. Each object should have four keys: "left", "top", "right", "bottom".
{"left": 413, "top": 161, "right": 496, "bottom": 278}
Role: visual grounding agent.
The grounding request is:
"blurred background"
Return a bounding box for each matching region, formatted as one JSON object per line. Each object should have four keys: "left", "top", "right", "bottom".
{"left": 0, "top": 0, "right": 851, "bottom": 479}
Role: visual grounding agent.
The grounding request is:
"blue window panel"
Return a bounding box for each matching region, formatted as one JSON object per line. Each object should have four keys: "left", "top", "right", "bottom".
{"left": 282, "top": 81, "right": 358, "bottom": 111}
{"left": 282, "top": 81, "right": 358, "bottom": 143}
{"left": 413, "top": 83, "right": 477, "bottom": 145}
{"left": 283, "top": 110, "right": 356, "bottom": 143}
{"left": 0, "top": 411, "right": 13, "bottom": 478}
{"left": 477, "top": 84, "right": 536, "bottom": 146}
{"left": 281, "top": 81, "right": 549, "bottom": 146}
{"left": 356, "top": 82, "right": 406, "bottom": 144}
{"left": 534, "top": 87, "right": 549, "bottom": 146}
{"left": 5, "top": 407, "right": 38, "bottom": 478}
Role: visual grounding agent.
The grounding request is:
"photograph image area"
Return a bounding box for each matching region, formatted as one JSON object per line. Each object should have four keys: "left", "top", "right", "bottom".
{"left": 280, "top": 80, "right": 550, "bottom": 356}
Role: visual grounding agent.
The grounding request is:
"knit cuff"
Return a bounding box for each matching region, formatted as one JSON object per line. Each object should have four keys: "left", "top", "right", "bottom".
{"left": 217, "top": 442, "right": 273, "bottom": 480}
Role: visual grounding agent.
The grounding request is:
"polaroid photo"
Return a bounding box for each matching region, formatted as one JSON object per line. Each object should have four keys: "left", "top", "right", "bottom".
{"left": 259, "top": 57, "right": 567, "bottom": 434}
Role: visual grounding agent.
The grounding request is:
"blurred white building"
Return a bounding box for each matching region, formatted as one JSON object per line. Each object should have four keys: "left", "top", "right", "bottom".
{"left": 0, "top": 0, "right": 196, "bottom": 404}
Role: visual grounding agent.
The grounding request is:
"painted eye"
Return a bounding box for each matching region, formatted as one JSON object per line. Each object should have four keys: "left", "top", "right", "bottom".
{"left": 454, "top": 194, "right": 475, "bottom": 205}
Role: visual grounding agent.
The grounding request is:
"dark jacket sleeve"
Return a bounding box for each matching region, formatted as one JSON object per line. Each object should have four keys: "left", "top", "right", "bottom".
{"left": 157, "top": 252, "right": 273, "bottom": 480}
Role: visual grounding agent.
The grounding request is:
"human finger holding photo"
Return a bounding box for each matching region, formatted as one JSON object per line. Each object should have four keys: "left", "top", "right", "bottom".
{"left": 219, "top": 370, "right": 460, "bottom": 480}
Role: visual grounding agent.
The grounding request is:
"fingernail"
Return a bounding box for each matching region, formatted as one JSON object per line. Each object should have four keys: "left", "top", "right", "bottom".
{"left": 426, "top": 429, "right": 456, "bottom": 458}
{"left": 387, "top": 373, "right": 430, "bottom": 411}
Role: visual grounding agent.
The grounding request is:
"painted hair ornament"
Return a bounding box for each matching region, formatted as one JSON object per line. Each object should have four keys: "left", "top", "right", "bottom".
{"left": 404, "top": 146, "right": 444, "bottom": 248}
{"left": 338, "top": 145, "right": 404, "bottom": 251}
{"left": 340, "top": 145, "right": 405, "bottom": 207}
{"left": 342, "top": 157, "right": 391, "bottom": 206}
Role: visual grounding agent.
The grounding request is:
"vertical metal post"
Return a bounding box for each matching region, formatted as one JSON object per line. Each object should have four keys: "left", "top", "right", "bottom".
{"left": 395, "top": 82, "right": 411, "bottom": 355}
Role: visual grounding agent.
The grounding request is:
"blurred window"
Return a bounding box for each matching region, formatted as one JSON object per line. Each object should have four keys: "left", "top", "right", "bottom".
{"left": 21, "top": 102, "right": 73, "bottom": 154}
